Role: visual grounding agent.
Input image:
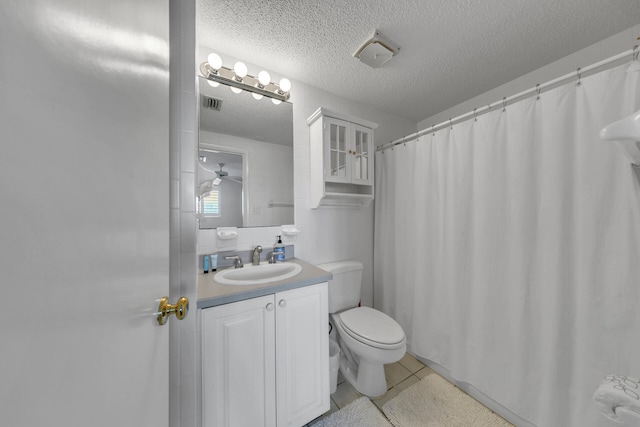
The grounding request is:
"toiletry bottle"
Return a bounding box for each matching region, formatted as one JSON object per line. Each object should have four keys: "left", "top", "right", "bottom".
{"left": 210, "top": 253, "right": 218, "bottom": 272}
{"left": 274, "top": 235, "right": 285, "bottom": 262}
{"left": 203, "top": 254, "right": 210, "bottom": 273}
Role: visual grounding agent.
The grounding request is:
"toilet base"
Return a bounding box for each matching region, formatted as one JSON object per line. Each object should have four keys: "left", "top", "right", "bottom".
{"left": 339, "top": 352, "right": 388, "bottom": 398}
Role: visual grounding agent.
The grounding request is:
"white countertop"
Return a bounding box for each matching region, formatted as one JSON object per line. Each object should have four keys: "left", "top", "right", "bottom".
{"left": 197, "top": 258, "right": 332, "bottom": 309}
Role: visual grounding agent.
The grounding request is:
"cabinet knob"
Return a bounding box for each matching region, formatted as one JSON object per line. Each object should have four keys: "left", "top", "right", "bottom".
{"left": 266, "top": 303, "right": 274, "bottom": 312}
{"left": 278, "top": 299, "right": 287, "bottom": 308}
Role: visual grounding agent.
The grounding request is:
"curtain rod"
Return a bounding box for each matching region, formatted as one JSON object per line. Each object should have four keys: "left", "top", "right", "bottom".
{"left": 377, "top": 47, "right": 637, "bottom": 153}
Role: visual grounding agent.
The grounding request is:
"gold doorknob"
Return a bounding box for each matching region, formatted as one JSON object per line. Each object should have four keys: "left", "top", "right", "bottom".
{"left": 157, "top": 296, "right": 189, "bottom": 325}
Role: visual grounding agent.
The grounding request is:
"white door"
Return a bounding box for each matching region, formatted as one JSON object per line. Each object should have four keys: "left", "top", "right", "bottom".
{"left": 0, "top": 1, "right": 171, "bottom": 426}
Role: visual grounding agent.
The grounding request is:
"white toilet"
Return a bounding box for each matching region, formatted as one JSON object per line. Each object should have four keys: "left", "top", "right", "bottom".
{"left": 317, "top": 260, "right": 406, "bottom": 397}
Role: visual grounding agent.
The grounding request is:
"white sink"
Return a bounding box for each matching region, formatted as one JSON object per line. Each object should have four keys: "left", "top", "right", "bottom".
{"left": 214, "top": 262, "right": 303, "bottom": 286}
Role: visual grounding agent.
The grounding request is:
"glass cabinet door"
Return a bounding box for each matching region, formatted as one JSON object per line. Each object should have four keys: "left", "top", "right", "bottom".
{"left": 326, "top": 119, "right": 348, "bottom": 182}
{"left": 352, "top": 124, "right": 372, "bottom": 184}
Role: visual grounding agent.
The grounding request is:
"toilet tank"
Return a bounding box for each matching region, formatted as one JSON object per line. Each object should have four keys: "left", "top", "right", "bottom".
{"left": 317, "top": 260, "right": 363, "bottom": 313}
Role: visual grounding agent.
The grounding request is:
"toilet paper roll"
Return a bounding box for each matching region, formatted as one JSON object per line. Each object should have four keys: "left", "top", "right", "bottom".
{"left": 594, "top": 375, "right": 640, "bottom": 422}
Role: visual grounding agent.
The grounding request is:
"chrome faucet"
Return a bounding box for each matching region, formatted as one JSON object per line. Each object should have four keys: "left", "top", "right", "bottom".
{"left": 268, "top": 252, "right": 277, "bottom": 264}
{"left": 224, "top": 255, "right": 243, "bottom": 269}
{"left": 252, "top": 245, "right": 262, "bottom": 265}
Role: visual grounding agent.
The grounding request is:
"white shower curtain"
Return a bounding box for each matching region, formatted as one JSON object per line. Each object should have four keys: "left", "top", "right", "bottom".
{"left": 374, "top": 64, "right": 640, "bottom": 427}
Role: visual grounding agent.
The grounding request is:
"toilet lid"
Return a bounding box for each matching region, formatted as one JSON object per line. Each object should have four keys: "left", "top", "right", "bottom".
{"left": 340, "top": 307, "right": 405, "bottom": 346}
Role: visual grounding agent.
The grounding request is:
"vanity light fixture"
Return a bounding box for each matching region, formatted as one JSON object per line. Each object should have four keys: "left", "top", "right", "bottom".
{"left": 200, "top": 53, "right": 291, "bottom": 102}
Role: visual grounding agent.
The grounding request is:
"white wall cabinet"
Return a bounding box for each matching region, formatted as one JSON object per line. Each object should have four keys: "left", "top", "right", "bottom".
{"left": 201, "top": 283, "right": 329, "bottom": 427}
{"left": 308, "top": 108, "right": 378, "bottom": 208}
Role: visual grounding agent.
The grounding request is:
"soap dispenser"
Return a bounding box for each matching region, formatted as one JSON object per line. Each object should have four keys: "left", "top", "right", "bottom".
{"left": 274, "top": 235, "right": 285, "bottom": 262}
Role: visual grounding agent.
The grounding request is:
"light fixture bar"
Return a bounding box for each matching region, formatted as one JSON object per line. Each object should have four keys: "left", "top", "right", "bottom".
{"left": 199, "top": 62, "right": 290, "bottom": 102}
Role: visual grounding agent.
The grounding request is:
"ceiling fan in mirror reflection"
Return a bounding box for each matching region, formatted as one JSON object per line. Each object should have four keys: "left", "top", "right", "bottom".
{"left": 200, "top": 52, "right": 291, "bottom": 103}
{"left": 198, "top": 162, "right": 242, "bottom": 197}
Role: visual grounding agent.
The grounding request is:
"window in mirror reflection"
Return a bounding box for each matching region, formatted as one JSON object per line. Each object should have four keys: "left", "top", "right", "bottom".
{"left": 202, "top": 189, "right": 220, "bottom": 217}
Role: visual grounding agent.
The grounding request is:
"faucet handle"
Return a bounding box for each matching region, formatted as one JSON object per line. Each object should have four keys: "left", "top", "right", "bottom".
{"left": 224, "top": 255, "right": 243, "bottom": 269}
{"left": 268, "top": 252, "right": 277, "bottom": 264}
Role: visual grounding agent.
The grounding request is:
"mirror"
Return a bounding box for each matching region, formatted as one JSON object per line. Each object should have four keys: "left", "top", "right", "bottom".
{"left": 197, "top": 76, "right": 294, "bottom": 229}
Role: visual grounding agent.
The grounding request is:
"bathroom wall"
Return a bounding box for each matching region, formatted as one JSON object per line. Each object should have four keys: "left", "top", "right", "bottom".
{"left": 196, "top": 80, "right": 415, "bottom": 307}
{"left": 418, "top": 23, "right": 640, "bottom": 130}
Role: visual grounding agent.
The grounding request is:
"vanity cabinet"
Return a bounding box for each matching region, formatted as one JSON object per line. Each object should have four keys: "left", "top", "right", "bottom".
{"left": 307, "top": 107, "right": 378, "bottom": 208}
{"left": 201, "top": 282, "right": 329, "bottom": 427}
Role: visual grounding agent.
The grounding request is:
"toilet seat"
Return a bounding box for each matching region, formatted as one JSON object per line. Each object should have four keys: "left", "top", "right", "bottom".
{"left": 338, "top": 307, "right": 405, "bottom": 350}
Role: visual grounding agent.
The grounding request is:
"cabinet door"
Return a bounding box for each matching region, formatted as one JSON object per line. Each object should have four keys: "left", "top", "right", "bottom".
{"left": 275, "top": 283, "right": 329, "bottom": 427}
{"left": 201, "top": 295, "right": 276, "bottom": 427}
{"left": 351, "top": 123, "right": 373, "bottom": 185}
{"left": 324, "top": 118, "right": 350, "bottom": 183}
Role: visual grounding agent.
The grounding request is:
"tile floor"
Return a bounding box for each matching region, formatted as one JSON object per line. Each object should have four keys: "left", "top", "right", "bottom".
{"left": 307, "top": 352, "right": 435, "bottom": 425}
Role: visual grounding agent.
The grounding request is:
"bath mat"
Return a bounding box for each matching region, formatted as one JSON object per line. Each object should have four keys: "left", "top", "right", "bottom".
{"left": 309, "top": 396, "right": 392, "bottom": 427}
{"left": 382, "top": 374, "right": 513, "bottom": 427}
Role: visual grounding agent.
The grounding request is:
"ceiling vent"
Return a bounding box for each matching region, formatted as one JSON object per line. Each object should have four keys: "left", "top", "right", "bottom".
{"left": 203, "top": 95, "right": 223, "bottom": 111}
{"left": 353, "top": 30, "right": 400, "bottom": 69}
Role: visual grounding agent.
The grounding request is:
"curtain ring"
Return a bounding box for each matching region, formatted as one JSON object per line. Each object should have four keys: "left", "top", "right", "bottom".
{"left": 473, "top": 108, "right": 478, "bottom": 122}
{"left": 536, "top": 84, "right": 541, "bottom": 100}
{"left": 576, "top": 67, "right": 582, "bottom": 87}
{"left": 449, "top": 118, "right": 453, "bottom": 130}
{"left": 632, "top": 45, "right": 639, "bottom": 62}
{"left": 432, "top": 125, "right": 435, "bottom": 136}
{"left": 502, "top": 97, "right": 507, "bottom": 112}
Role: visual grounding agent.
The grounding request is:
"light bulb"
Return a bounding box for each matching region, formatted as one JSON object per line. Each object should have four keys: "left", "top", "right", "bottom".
{"left": 207, "top": 80, "right": 220, "bottom": 88}
{"left": 230, "top": 86, "right": 242, "bottom": 94}
{"left": 234, "top": 61, "right": 248, "bottom": 78}
{"left": 207, "top": 53, "right": 222, "bottom": 70}
{"left": 258, "top": 70, "right": 271, "bottom": 86}
{"left": 252, "top": 93, "right": 263, "bottom": 100}
{"left": 272, "top": 98, "right": 282, "bottom": 105}
{"left": 279, "top": 78, "right": 291, "bottom": 92}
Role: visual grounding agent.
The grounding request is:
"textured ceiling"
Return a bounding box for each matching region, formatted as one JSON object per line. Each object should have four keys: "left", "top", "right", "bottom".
{"left": 197, "top": 0, "right": 640, "bottom": 123}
